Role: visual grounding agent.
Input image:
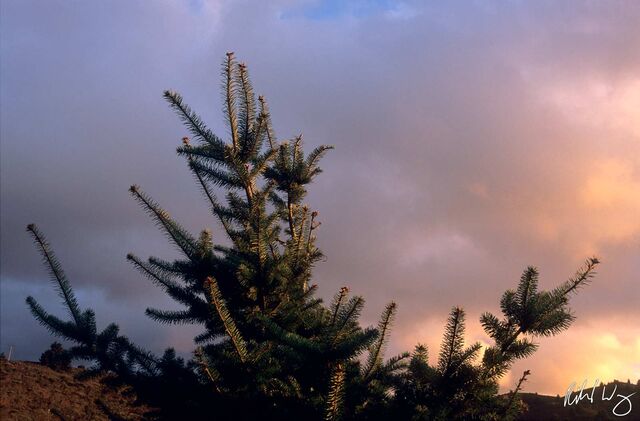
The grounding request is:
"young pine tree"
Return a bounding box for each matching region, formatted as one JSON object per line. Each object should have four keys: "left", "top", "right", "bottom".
{"left": 26, "top": 52, "right": 404, "bottom": 420}
{"left": 25, "top": 53, "right": 597, "bottom": 420}
{"left": 388, "top": 259, "right": 599, "bottom": 420}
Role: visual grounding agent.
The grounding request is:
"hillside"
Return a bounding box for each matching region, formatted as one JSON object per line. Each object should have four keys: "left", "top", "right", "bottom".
{"left": 0, "top": 359, "right": 154, "bottom": 420}
{"left": 517, "top": 381, "right": 640, "bottom": 420}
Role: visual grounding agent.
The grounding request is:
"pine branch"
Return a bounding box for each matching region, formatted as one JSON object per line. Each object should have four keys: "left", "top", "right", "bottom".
{"left": 163, "top": 90, "right": 222, "bottom": 147}
{"left": 223, "top": 52, "right": 239, "bottom": 152}
{"left": 516, "top": 267, "right": 538, "bottom": 311}
{"left": 325, "top": 362, "right": 346, "bottom": 421}
{"left": 456, "top": 342, "right": 482, "bottom": 367}
{"left": 26, "top": 224, "right": 82, "bottom": 326}
{"left": 332, "top": 327, "right": 378, "bottom": 359}
{"left": 189, "top": 158, "right": 243, "bottom": 189}
{"left": 258, "top": 314, "right": 323, "bottom": 354}
{"left": 483, "top": 258, "right": 599, "bottom": 380}
{"left": 330, "top": 287, "right": 349, "bottom": 326}
{"left": 126, "top": 254, "right": 209, "bottom": 312}
{"left": 363, "top": 302, "right": 397, "bottom": 378}
{"left": 147, "top": 256, "right": 183, "bottom": 275}
{"left": 504, "top": 370, "right": 531, "bottom": 418}
{"left": 194, "top": 330, "right": 224, "bottom": 344}
{"left": 438, "top": 307, "right": 466, "bottom": 373}
{"left": 236, "top": 62, "right": 256, "bottom": 149}
{"left": 554, "top": 257, "right": 599, "bottom": 297}
{"left": 128, "top": 185, "right": 198, "bottom": 259}
{"left": 258, "top": 95, "right": 276, "bottom": 149}
{"left": 177, "top": 141, "right": 227, "bottom": 163}
{"left": 306, "top": 145, "right": 334, "bottom": 171}
{"left": 333, "top": 296, "right": 366, "bottom": 342}
{"left": 194, "top": 346, "right": 223, "bottom": 393}
{"left": 412, "top": 343, "right": 429, "bottom": 365}
{"left": 145, "top": 308, "right": 200, "bottom": 325}
{"left": 287, "top": 196, "right": 298, "bottom": 243}
{"left": 383, "top": 352, "right": 411, "bottom": 373}
{"left": 25, "top": 296, "right": 81, "bottom": 341}
{"left": 204, "top": 276, "right": 248, "bottom": 363}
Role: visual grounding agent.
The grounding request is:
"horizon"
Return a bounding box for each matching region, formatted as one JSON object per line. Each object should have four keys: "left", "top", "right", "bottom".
{"left": 1, "top": 0, "right": 639, "bottom": 396}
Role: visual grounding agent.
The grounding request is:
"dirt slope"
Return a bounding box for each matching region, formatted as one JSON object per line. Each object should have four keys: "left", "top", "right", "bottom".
{"left": 0, "top": 359, "right": 153, "bottom": 421}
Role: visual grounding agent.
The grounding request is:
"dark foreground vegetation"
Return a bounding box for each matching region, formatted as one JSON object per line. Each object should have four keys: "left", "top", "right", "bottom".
{"left": 3, "top": 358, "right": 635, "bottom": 420}
{"left": 24, "top": 54, "right": 599, "bottom": 420}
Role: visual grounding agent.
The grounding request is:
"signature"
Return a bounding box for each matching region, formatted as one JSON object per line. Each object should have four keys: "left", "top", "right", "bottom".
{"left": 564, "top": 379, "right": 637, "bottom": 417}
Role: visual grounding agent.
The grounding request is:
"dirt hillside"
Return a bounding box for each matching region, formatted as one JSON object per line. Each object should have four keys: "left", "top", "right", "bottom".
{"left": 0, "top": 359, "right": 153, "bottom": 421}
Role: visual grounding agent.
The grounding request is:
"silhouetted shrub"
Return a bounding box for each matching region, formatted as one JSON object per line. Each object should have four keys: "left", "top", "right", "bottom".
{"left": 40, "top": 342, "right": 71, "bottom": 371}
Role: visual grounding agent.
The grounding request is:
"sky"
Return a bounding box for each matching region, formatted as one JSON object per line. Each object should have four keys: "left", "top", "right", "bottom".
{"left": 1, "top": 0, "right": 639, "bottom": 395}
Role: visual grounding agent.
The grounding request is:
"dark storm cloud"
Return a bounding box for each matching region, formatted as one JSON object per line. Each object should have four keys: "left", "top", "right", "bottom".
{"left": 2, "top": 0, "right": 639, "bottom": 390}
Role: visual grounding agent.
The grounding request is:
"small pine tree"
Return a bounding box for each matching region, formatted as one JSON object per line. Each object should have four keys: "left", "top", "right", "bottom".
{"left": 24, "top": 54, "right": 598, "bottom": 420}
{"left": 387, "top": 259, "right": 599, "bottom": 420}
{"left": 40, "top": 342, "right": 71, "bottom": 371}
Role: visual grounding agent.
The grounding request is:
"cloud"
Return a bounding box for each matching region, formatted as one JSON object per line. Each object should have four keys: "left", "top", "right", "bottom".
{"left": 1, "top": 0, "right": 638, "bottom": 393}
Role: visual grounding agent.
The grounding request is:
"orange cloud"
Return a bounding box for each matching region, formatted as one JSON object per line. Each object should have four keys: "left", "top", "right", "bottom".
{"left": 580, "top": 158, "right": 640, "bottom": 245}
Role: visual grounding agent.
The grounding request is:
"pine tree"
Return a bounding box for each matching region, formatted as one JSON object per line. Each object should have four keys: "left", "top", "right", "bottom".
{"left": 388, "top": 259, "right": 599, "bottom": 420}
{"left": 26, "top": 53, "right": 399, "bottom": 419}
{"left": 25, "top": 54, "right": 598, "bottom": 420}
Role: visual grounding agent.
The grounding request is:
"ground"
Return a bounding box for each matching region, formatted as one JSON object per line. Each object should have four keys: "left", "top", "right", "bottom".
{"left": 0, "top": 359, "right": 153, "bottom": 421}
